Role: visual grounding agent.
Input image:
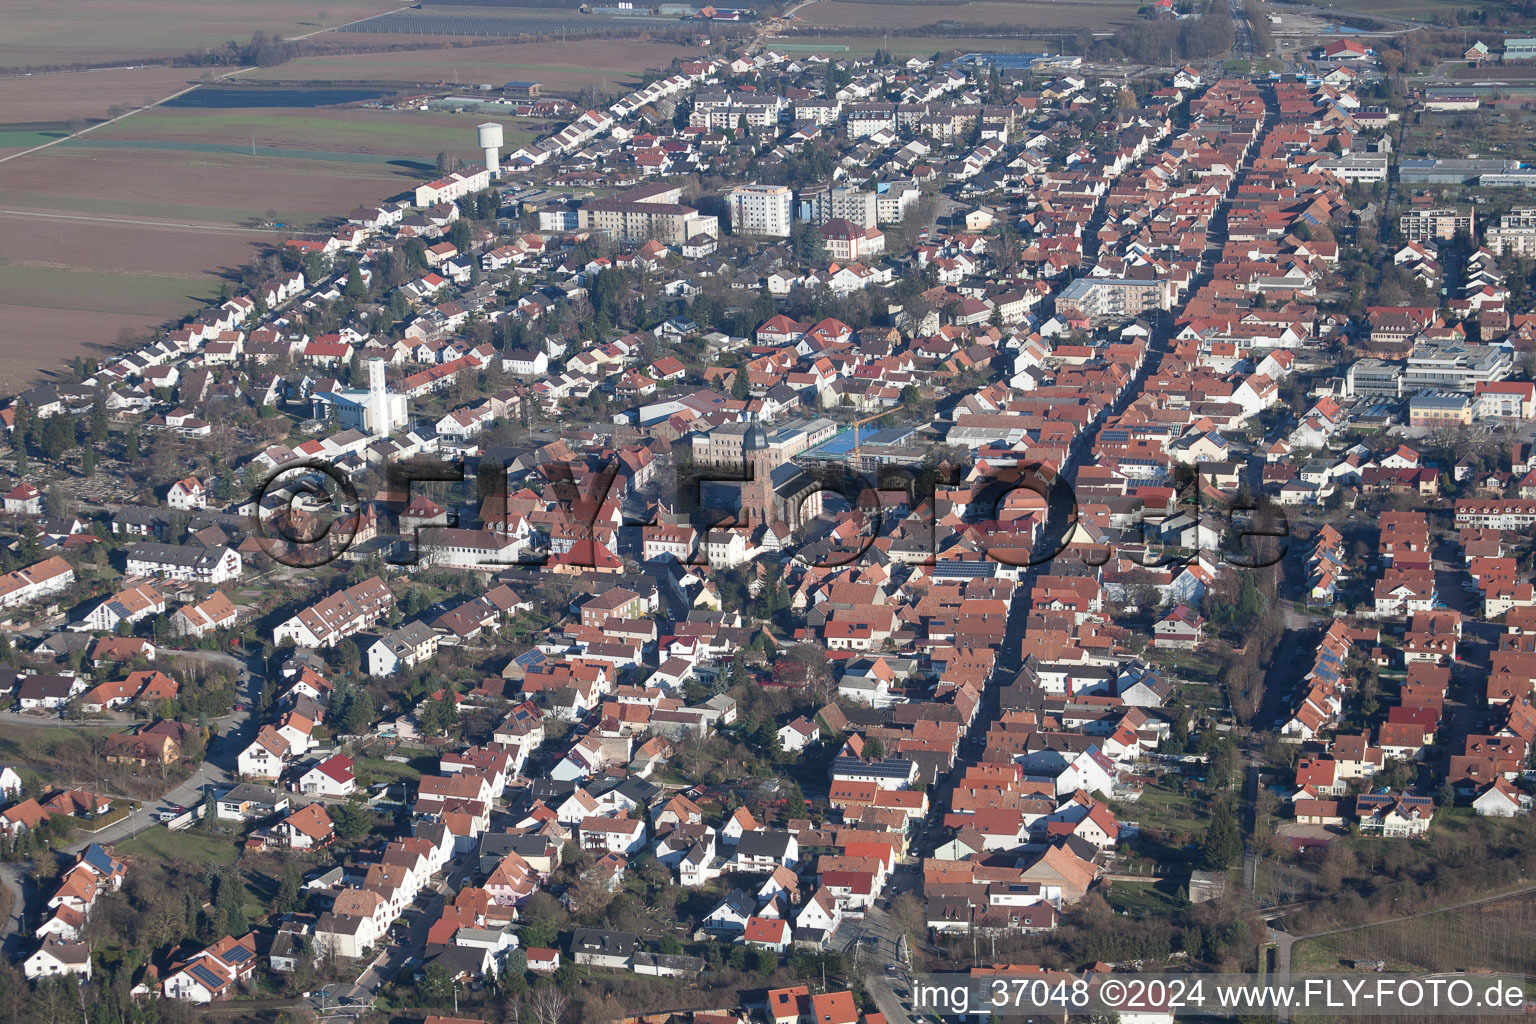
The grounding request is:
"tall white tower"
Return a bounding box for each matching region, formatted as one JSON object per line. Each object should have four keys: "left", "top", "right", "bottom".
{"left": 478, "top": 122, "right": 504, "bottom": 178}
{"left": 366, "top": 357, "right": 393, "bottom": 438}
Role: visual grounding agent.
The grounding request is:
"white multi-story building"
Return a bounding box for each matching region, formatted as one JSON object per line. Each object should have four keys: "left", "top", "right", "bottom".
{"left": 875, "top": 180, "right": 922, "bottom": 224}
{"left": 414, "top": 168, "right": 491, "bottom": 207}
{"left": 1486, "top": 207, "right": 1536, "bottom": 256}
{"left": 799, "top": 185, "right": 877, "bottom": 228}
{"left": 125, "top": 543, "right": 242, "bottom": 585}
{"left": 728, "top": 184, "right": 793, "bottom": 237}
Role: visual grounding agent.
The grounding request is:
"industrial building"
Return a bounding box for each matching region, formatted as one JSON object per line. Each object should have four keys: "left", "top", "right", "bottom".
{"left": 1398, "top": 159, "right": 1519, "bottom": 184}
{"left": 1317, "top": 153, "right": 1389, "bottom": 183}
{"left": 1505, "top": 37, "right": 1536, "bottom": 60}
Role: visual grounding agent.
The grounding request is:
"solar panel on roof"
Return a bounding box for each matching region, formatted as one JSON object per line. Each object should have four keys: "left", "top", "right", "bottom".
{"left": 222, "top": 945, "right": 252, "bottom": 964}
{"left": 190, "top": 964, "right": 225, "bottom": 989}
{"left": 933, "top": 560, "right": 997, "bottom": 577}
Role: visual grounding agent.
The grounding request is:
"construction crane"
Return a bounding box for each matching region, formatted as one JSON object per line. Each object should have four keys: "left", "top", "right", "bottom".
{"left": 848, "top": 411, "right": 888, "bottom": 458}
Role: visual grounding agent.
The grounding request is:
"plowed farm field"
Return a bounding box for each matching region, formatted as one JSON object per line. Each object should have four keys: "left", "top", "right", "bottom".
{"left": 242, "top": 40, "right": 705, "bottom": 94}
{"left": 793, "top": 0, "right": 1141, "bottom": 31}
{"left": 0, "top": 0, "right": 402, "bottom": 68}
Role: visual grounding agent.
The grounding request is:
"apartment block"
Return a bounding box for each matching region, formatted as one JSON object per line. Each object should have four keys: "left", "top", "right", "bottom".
{"left": 728, "top": 183, "right": 794, "bottom": 237}
{"left": 1399, "top": 207, "right": 1474, "bottom": 242}
{"left": 797, "top": 185, "right": 878, "bottom": 228}
{"left": 1485, "top": 208, "right": 1536, "bottom": 256}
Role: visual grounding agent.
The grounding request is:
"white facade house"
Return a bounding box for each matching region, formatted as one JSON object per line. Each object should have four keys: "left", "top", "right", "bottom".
{"left": 298, "top": 755, "right": 356, "bottom": 797}
{"left": 166, "top": 477, "right": 207, "bottom": 510}
{"left": 236, "top": 727, "right": 290, "bottom": 780}
{"left": 366, "top": 621, "right": 440, "bottom": 676}
{"left": 124, "top": 543, "right": 242, "bottom": 584}
{"left": 24, "top": 940, "right": 91, "bottom": 982}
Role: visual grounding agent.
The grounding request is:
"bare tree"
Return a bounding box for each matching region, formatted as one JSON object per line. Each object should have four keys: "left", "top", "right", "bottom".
{"left": 528, "top": 985, "right": 569, "bottom": 1024}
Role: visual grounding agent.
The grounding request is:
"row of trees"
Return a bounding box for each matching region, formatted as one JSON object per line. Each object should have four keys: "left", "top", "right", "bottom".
{"left": 174, "top": 31, "right": 294, "bottom": 68}
{"left": 1098, "top": 8, "right": 1235, "bottom": 63}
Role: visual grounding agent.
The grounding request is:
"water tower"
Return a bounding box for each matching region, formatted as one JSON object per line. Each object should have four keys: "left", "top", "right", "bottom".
{"left": 477, "top": 122, "right": 504, "bottom": 178}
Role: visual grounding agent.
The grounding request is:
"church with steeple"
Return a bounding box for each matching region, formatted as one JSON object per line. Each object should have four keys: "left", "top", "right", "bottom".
{"left": 690, "top": 415, "right": 823, "bottom": 533}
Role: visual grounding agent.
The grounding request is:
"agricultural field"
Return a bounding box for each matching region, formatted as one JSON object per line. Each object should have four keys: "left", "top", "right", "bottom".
{"left": 1450, "top": 64, "right": 1536, "bottom": 80}
{"left": 0, "top": 66, "right": 204, "bottom": 144}
{"left": 1399, "top": 106, "right": 1536, "bottom": 163}
{"left": 335, "top": 9, "right": 639, "bottom": 39}
{"left": 0, "top": 0, "right": 401, "bottom": 69}
{"left": 791, "top": 0, "right": 1142, "bottom": 32}
{"left": 0, "top": 129, "right": 420, "bottom": 388}
{"left": 0, "top": 11, "right": 701, "bottom": 387}
{"left": 242, "top": 39, "right": 706, "bottom": 93}
{"left": 1290, "top": 892, "right": 1536, "bottom": 975}
{"left": 1315, "top": 0, "right": 1526, "bottom": 23}
{"left": 84, "top": 106, "right": 532, "bottom": 165}
{"left": 0, "top": 210, "right": 260, "bottom": 393}
{"left": 777, "top": 34, "right": 1053, "bottom": 57}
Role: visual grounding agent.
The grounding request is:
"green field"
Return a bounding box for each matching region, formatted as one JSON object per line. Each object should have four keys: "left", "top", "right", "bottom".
{"left": 118, "top": 825, "right": 239, "bottom": 866}
{"left": 0, "top": 128, "right": 69, "bottom": 150}
{"left": 777, "top": 35, "right": 1052, "bottom": 56}
{"left": 1107, "top": 879, "right": 1189, "bottom": 914}
{"left": 90, "top": 109, "right": 529, "bottom": 161}
{"left": 1318, "top": 0, "right": 1536, "bottom": 22}
{"left": 0, "top": 262, "right": 216, "bottom": 317}
{"left": 355, "top": 755, "right": 427, "bottom": 785}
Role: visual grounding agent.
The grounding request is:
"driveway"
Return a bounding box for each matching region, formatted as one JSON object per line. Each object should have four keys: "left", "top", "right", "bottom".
{"left": 0, "top": 863, "right": 36, "bottom": 960}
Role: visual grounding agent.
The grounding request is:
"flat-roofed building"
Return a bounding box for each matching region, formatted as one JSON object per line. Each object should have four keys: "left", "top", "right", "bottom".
{"left": 1055, "top": 275, "right": 1169, "bottom": 321}
{"left": 727, "top": 183, "right": 793, "bottom": 237}
{"left": 1400, "top": 207, "right": 1474, "bottom": 241}
{"left": 1486, "top": 208, "right": 1536, "bottom": 256}
{"left": 1409, "top": 391, "right": 1472, "bottom": 426}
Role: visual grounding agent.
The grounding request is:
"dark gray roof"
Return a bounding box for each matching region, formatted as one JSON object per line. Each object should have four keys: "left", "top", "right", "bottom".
{"left": 126, "top": 542, "right": 232, "bottom": 569}
{"left": 736, "top": 830, "right": 793, "bottom": 859}
{"left": 570, "top": 928, "right": 638, "bottom": 955}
